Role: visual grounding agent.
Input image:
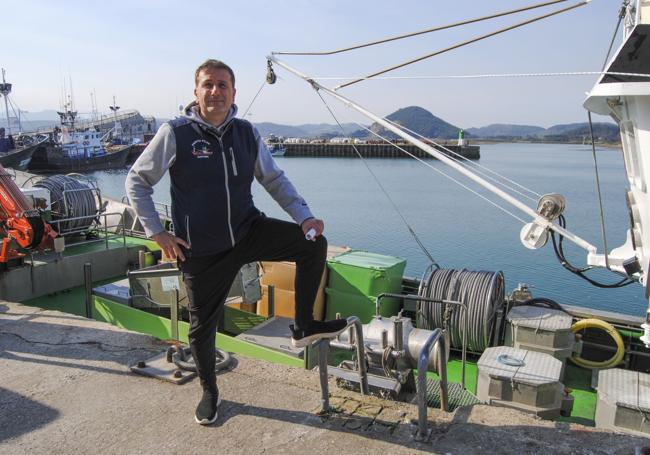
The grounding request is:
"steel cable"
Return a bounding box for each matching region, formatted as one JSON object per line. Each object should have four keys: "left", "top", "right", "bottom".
{"left": 34, "top": 175, "right": 99, "bottom": 233}
{"left": 417, "top": 268, "right": 505, "bottom": 352}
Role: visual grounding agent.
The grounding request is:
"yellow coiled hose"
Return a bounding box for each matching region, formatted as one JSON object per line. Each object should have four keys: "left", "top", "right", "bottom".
{"left": 570, "top": 318, "right": 625, "bottom": 369}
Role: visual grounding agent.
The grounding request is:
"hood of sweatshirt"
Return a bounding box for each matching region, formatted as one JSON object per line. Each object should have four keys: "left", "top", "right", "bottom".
{"left": 182, "top": 101, "right": 238, "bottom": 134}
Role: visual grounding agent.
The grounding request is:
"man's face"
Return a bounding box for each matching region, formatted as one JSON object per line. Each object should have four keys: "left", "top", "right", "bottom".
{"left": 194, "top": 68, "right": 236, "bottom": 121}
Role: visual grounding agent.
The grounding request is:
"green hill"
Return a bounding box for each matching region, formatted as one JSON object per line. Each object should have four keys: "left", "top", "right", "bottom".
{"left": 368, "top": 106, "right": 462, "bottom": 140}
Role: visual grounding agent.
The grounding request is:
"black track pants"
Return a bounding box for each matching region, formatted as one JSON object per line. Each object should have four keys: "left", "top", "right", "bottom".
{"left": 180, "top": 215, "right": 327, "bottom": 392}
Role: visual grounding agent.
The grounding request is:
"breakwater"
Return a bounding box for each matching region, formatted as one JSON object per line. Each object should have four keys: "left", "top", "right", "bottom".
{"left": 282, "top": 143, "right": 480, "bottom": 159}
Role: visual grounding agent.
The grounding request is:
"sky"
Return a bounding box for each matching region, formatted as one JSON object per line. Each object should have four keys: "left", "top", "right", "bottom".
{"left": 1, "top": 0, "right": 624, "bottom": 129}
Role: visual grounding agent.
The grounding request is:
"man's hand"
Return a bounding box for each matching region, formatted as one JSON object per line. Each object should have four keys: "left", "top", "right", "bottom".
{"left": 152, "top": 231, "right": 190, "bottom": 261}
{"left": 301, "top": 218, "right": 324, "bottom": 241}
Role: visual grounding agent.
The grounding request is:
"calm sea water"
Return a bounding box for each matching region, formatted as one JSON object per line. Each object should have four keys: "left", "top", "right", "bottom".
{"left": 89, "top": 143, "right": 646, "bottom": 317}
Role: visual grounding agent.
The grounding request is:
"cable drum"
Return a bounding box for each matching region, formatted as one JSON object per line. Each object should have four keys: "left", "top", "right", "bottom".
{"left": 417, "top": 268, "right": 505, "bottom": 352}
{"left": 34, "top": 175, "right": 100, "bottom": 234}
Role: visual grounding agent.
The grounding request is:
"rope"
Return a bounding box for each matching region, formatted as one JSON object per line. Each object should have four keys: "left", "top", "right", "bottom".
{"left": 315, "top": 90, "right": 441, "bottom": 268}
{"left": 417, "top": 268, "right": 505, "bottom": 352}
{"left": 601, "top": 2, "right": 626, "bottom": 72}
{"left": 310, "top": 71, "right": 650, "bottom": 81}
{"left": 352, "top": 119, "right": 528, "bottom": 224}
{"left": 34, "top": 175, "right": 99, "bottom": 233}
{"left": 381, "top": 116, "right": 542, "bottom": 203}
{"left": 273, "top": 0, "right": 569, "bottom": 56}
{"left": 587, "top": 111, "right": 610, "bottom": 269}
{"left": 336, "top": 1, "right": 591, "bottom": 89}
{"left": 241, "top": 80, "right": 267, "bottom": 120}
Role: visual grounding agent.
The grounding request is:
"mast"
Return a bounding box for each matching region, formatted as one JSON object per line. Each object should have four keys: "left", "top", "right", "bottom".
{"left": 0, "top": 69, "right": 12, "bottom": 135}
{"left": 109, "top": 95, "right": 121, "bottom": 138}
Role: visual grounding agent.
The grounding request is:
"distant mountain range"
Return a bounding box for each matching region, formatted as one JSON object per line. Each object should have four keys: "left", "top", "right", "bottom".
{"left": 466, "top": 122, "right": 619, "bottom": 142}
{"left": 465, "top": 124, "right": 545, "bottom": 137}
{"left": 255, "top": 122, "right": 359, "bottom": 138}
{"left": 4, "top": 106, "right": 620, "bottom": 143}
{"left": 257, "top": 106, "right": 619, "bottom": 143}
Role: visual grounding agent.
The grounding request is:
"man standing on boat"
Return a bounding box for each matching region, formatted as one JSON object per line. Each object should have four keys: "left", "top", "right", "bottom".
{"left": 125, "top": 59, "right": 347, "bottom": 425}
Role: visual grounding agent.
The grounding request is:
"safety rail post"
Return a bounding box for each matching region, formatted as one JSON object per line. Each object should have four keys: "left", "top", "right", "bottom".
{"left": 170, "top": 288, "right": 180, "bottom": 341}
{"left": 416, "top": 328, "right": 447, "bottom": 441}
{"left": 84, "top": 262, "right": 93, "bottom": 319}
{"left": 375, "top": 293, "right": 468, "bottom": 388}
{"left": 317, "top": 340, "right": 331, "bottom": 413}
{"left": 317, "top": 315, "right": 368, "bottom": 414}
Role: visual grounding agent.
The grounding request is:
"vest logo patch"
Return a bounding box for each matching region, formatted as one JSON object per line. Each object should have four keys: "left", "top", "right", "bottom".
{"left": 191, "top": 140, "right": 213, "bottom": 158}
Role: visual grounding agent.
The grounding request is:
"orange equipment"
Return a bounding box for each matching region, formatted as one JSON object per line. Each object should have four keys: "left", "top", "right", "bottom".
{"left": 0, "top": 165, "right": 56, "bottom": 265}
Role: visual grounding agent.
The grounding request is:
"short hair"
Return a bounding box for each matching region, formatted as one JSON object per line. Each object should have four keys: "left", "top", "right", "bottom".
{"left": 194, "top": 59, "right": 235, "bottom": 87}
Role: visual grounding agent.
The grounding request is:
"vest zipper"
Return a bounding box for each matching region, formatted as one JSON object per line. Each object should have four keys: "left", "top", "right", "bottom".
{"left": 185, "top": 215, "right": 192, "bottom": 248}
{"left": 218, "top": 137, "right": 236, "bottom": 247}
{"left": 229, "top": 147, "right": 238, "bottom": 176}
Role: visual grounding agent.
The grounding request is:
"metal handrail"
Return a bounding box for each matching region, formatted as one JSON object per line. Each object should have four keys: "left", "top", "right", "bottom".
{"left": 374, "top": 292, "right": 468, "bottom": 388}
{"left": 416, "top": 328, "right": 447, "bottom": 441}
{"left": 317, "top": 315, "right": 368, "bottom": 414}
{"left": 127, "top": 266, "right": 181, "bottom": 279}
{"left": 48, "top": 211, "right": 126, "bottom": 248}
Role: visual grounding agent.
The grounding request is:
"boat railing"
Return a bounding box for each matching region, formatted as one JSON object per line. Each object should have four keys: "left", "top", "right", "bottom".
{"left": 415, "top": 328, "right": 447, "bottom": 441}
{"left": 49, "top": 211, "right": 126, "bottom": 249}
{"left": 153, "top": 201, "right": 172, "bottom": 220}
{"left": 117, "top": 197, "right": 172, "bottom": 238}
{"left": 119, "top": 196, "right": 172, "bottom": 221}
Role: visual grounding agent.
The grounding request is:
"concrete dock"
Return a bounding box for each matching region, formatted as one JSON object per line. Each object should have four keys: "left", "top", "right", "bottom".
{"left": 1, "top": 301, "right": 647, "bottom": 454}
{"left": 283, "top": 143, "right": 480, "bottom": 159}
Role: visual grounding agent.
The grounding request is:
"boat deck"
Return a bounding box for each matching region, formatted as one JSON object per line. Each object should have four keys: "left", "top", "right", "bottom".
{"left": 1, "top": 301, "right": 647, "bottom": 454}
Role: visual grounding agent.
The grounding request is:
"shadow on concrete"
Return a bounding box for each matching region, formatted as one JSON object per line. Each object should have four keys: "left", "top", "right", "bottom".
{"left": 207, "top": 399, "right": 650, "bottom": 454}
{"left": 0, "top": 387, "right": 60, "bottom": 443}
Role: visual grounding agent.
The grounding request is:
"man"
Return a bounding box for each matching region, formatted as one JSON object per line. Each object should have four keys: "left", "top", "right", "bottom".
{"left": 125, "top": 59, "right": 347, "bottom": 425}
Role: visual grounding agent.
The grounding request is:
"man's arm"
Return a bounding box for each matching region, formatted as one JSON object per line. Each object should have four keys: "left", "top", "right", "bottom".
{"left": 252, "top": 125, "right": 316, "bottom": 226}
{"left": 125, "top": 124, "right": 189, "bottom": 259}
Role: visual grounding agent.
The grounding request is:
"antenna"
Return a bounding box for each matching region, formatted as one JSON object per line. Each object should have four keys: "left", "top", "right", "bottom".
{"left": 0, "top": 68, "right": 13, "bottom": 135}
{"left": 68, "top": 74, "right": 75, "bottom": 112}
{"left": 109, "top": 95, "right": 121, "bottom": 138}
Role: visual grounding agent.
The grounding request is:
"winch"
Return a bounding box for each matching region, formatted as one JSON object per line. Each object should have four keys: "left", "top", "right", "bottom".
{"left": 329, "top": 294, "right": 465, "bottom": 399}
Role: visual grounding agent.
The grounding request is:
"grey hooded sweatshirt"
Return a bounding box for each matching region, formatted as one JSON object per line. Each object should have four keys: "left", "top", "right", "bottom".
{"left": 125, "top": 102, "right": 314, "bottom": 256}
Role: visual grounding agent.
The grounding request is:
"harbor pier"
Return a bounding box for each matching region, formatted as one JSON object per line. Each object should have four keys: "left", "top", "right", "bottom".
{"left": 283, "top": 143, "right": 480, "bottom": 159}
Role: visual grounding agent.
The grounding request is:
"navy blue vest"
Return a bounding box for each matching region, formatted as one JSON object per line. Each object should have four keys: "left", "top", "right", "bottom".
{"left": 169, "top": 117, "right": 260, "bottom": 257}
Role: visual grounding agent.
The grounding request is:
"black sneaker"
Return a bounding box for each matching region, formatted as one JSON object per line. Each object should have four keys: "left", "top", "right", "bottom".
{"left": 195, "top": 389, "right": 221, "bottom": 425}
{"left": 290, "top": 319, "right": 348, "bottom": 348}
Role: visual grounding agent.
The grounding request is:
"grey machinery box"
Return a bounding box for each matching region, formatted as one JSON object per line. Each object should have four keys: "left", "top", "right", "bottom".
{"left": 477, "top": 346, "right": 570, "bottom": 419}
{"left": 596, "top": 368, "right": 650, "bottom": 436}
{"left": 505, "top": 305, "right": 577, "bottom": 380}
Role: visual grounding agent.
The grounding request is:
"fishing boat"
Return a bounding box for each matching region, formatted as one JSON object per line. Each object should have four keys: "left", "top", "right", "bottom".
{"left": 28, "top": 109, "right": 131, "bottom": 173}
{"left": 0, "top": 133, "right": 47, "bottom": 171}
{"left": 0, "top": 69, "right": 47, "bottom": 170}
{"left": 265, "top": 134, "right": 287, "bottom": 156}
{"left": 3, "top": 1, "right": 650, "bottom": 452}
